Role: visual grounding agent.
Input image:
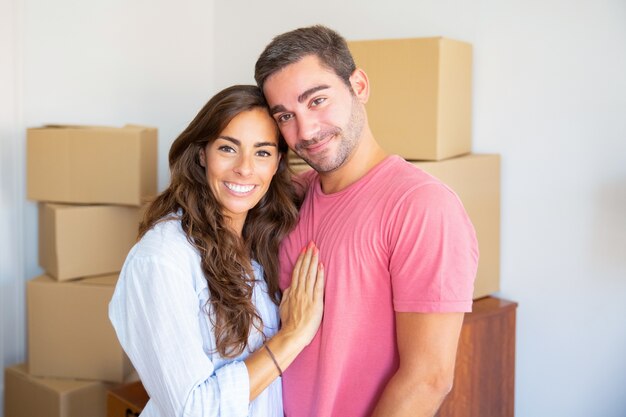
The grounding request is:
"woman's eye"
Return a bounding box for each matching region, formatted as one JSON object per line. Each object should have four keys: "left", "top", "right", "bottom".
{"left": 218, "top": 145, "right": 235, "bottom": 153}
{"left": 256, "top": 150, "right": 272, "bottom": 157}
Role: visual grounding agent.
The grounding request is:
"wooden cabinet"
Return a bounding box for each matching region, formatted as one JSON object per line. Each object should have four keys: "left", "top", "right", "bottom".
{"left": 437, "top": 296, "right": 518, "bottom": 417}
{"left": 107, "top": 381, "right": 149, "bottom": 417}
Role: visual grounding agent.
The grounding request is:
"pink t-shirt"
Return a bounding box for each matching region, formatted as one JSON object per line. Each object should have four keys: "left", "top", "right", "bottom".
{"left": 279, "top": 155, "right": 478, "bottom": 417}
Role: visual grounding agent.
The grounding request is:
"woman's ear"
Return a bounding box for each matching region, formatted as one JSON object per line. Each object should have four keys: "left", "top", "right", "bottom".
{"left": 198, "top": 148, "right": 206, "bottom": 168}
{"left": 349, "top": 68, "right": 370, "bottom": 104}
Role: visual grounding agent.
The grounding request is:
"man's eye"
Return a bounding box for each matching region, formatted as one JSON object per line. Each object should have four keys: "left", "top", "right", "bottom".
{"left": 311, "top": 97, "right": 326, "bottom": 107}
{"left": 277, "top": 113, "right": 293, "bottom": 123}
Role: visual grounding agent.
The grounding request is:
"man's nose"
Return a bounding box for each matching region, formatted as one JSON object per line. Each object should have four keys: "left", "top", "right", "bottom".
{"left": 296, "top": 116, "right": 319, "bottom": 141}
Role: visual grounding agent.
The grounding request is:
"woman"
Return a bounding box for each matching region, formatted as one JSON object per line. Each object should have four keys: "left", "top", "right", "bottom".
{"left": 109, "top": 85, "right": 324, "bottom": 417}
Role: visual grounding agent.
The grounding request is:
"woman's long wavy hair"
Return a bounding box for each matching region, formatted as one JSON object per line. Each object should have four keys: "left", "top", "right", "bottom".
{"left": 139, "top": 85, "right": 300, "bottom": 357}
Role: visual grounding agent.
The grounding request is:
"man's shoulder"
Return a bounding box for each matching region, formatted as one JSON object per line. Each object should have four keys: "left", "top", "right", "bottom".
{"left": 376, "top": 155, "right": 446, "bottom": 193}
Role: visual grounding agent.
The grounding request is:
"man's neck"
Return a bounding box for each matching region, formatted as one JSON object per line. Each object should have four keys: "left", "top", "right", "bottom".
{"left": 318, "top": 132, "right": 388, "bottom": 194}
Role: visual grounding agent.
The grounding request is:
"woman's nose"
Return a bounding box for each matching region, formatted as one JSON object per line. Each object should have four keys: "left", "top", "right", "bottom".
{"left": 233, "top": 153, "right": 253, "bottom": 176}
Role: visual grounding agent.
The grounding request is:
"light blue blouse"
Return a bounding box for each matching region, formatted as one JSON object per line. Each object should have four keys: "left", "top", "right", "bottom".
{"left": 109, "top": 217, "right": 282, "bottom": 417}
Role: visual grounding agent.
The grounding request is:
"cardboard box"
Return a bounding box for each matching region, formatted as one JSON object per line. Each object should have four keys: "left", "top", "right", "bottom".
{"left": 27, "top": 274, "right": 132, "bottom": 383}
{"left": 27, "top": 125, "right": 157, "bottom": 206}
{"left": 39, "top": 203, "right": 140, "bottom": 281}
{"left": 412, "top": 154, "right": 500, "bottom": 299}
{"left": 4, "top": 364, "right": 113, "bottom": 417}
{"left": 348, "top": 37, "right": 472, "bottom": 161}
{"left": 288, "top": 153, "right": 500, "bottom": 299}
{"left": 107, "top": 381, "right": 149, "bottom": 417}
{"left": 289, "top": 161, "right": 312, "bottom": 174}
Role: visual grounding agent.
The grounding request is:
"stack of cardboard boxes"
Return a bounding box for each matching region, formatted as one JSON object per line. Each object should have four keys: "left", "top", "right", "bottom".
{"left": 291, "top": 37, "right": 501, "bottom": 300}
{"left": 4, "top": 125, "right": 157, "bottom": 417}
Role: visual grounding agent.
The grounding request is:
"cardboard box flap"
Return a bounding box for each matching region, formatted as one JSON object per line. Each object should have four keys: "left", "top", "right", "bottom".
{"left": 7, "top": 364, "right": 99, "bottom": 394}
{"left": 80, "top": 274, "right": 120, "bottom": 287}
{"left": 123, "top": 123, "right": 158, "bottom": 131}
{"left": 33, "top": 124, "right": 153, "bottom": 133}
{"left": 30, "top": 274, "right": 119, "bottom": 287}
{"left": 6, "top": 363, "right": 114, "bottom": 417}
{"left": 34, "top": 124, "right": 112, "bottom": 130}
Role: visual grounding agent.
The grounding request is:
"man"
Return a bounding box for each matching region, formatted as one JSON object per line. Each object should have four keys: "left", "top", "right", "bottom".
{"left": 255, "top": 25, "right": 478, "bottom": 417}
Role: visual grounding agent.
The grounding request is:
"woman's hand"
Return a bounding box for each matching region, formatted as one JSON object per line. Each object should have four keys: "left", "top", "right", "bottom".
{"left": 278, "top": 241, "right": 325, "bottom": 347}
{"left": 245, "top": 241, "right": 324, "bottom": 399}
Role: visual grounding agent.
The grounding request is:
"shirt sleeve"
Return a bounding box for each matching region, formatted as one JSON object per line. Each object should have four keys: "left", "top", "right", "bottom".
{"left": 388, "top": 182, "right": 479, "bottom": 313}
{"left": 109, "top": 255, "right": 250, "bottom": 417}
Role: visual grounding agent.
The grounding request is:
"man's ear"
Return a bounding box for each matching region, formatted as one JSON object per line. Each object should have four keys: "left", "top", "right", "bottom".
{"left": 198, "top": 148, "right": 206, "bottom": 168}
{"left": 349, "top": 68, "right": 370, "bottom": 104}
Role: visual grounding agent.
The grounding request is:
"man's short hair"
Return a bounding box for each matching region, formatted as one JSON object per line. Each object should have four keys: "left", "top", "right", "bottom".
{"left": 254, "top": 25, "right": 356, "bottom": 91}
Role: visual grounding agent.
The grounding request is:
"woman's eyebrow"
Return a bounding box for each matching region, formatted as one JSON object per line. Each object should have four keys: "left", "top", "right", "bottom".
{"left": 217, "top": 136, "right": 277, "bottom": 148}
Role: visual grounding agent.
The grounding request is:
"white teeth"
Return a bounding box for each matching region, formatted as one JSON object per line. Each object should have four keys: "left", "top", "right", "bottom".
{"left": 225, "top": 182, "right": 255, "bottom": 193}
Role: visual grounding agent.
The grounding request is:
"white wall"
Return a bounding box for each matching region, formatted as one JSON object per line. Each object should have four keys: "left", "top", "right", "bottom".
{"left": 2, "top": 1, "right": 625, "bottom": 416}
{"left": 0, "top": 0, "right": 25, "bottom": 413}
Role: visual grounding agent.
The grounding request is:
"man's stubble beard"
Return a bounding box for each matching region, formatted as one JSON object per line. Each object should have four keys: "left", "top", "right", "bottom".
{"left": 297, "top": 97, "right": 365, "bottom": 174}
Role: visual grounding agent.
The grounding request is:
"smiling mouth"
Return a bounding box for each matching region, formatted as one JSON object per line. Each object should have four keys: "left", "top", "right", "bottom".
{"left": 225, "top": 182, "right": 256, "bottom": 194}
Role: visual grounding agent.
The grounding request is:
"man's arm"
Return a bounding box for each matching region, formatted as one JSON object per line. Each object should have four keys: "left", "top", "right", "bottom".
{"left": 371, "top": 311, "right": 465, "bottom": 417}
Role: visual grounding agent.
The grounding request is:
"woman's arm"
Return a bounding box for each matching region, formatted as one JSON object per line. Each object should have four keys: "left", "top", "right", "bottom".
{"left": 109, "top": 241, "right": 324, "bottom": 415}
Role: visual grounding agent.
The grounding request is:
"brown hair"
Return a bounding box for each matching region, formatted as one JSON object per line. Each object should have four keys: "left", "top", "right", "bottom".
{"left": 139, "top": 85, "right": 300, "bottom": 357}
{"left": 254, "top": 25, "right": 356, "bottom": 91}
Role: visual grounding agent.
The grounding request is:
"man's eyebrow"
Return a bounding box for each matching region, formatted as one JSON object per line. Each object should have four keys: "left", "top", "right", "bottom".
{"left": 269, "top": 104, "right": 286, "bottom": 116}
{"left": 269, "top": 84, "right": 330, "bottom": 116}
{"left": 298, "top": 85, "right": 330, "bottom": 103}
